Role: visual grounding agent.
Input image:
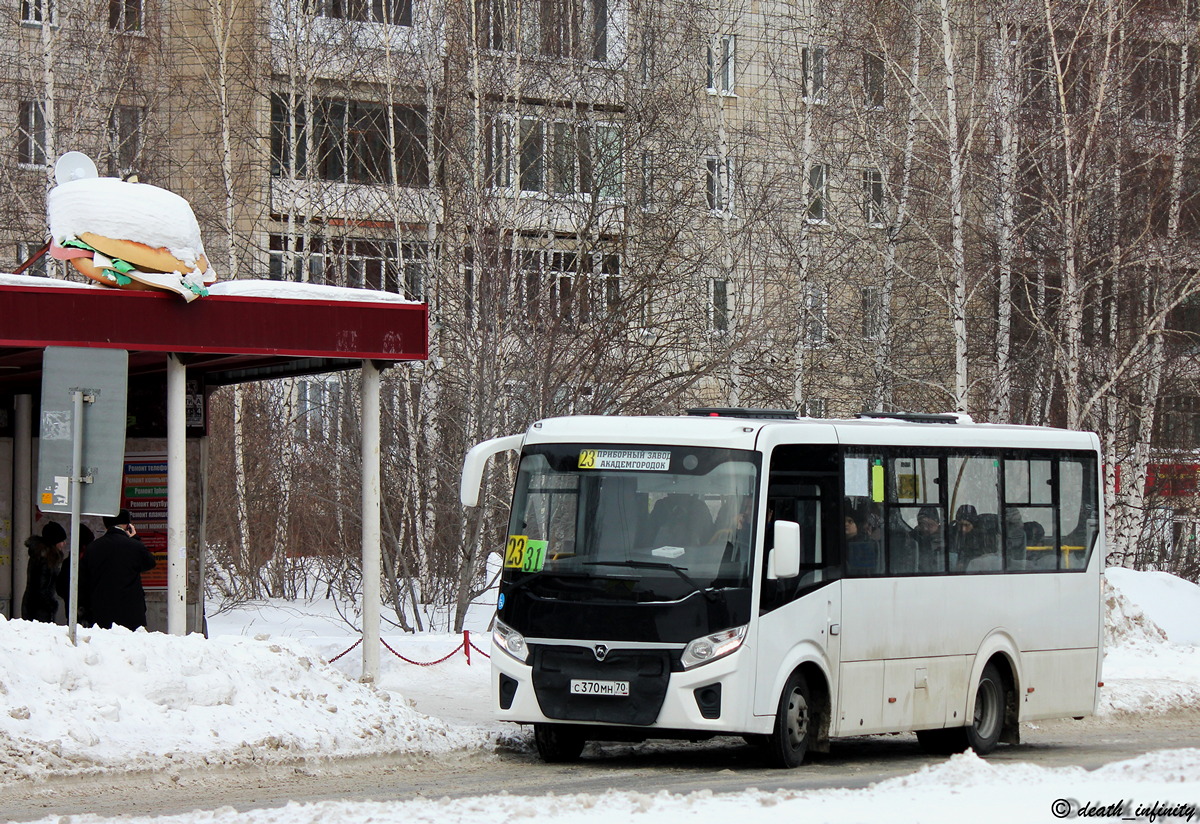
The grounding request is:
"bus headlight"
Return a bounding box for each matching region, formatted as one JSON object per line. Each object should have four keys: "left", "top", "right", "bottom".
{"left": 681, "top": 625, "right": 747, "bottom": 669}
{"left": 492, "top": 619, "right": 529, "bottom": 663}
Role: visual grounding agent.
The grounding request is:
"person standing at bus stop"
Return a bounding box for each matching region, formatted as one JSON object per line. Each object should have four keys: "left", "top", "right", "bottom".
{"left": 81, "top": 509, "right": 156, "bottom": 631}
{"left": 21, "top": 521, "right": 67, "bottom": 622}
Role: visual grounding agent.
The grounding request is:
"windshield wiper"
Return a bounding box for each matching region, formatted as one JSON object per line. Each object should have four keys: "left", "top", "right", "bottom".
{"left": 502, "top": 568, "right": 593, "bottom": 599}
{"left": 583, "top": 560, "right": 719, "bottom": 602}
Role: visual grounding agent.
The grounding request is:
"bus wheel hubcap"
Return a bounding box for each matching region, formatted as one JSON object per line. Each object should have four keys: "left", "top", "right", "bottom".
{"left": 787, "top": 690, "right": 809, "bottom": 748}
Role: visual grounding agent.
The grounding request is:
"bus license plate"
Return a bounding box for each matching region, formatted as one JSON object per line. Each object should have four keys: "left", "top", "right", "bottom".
{"left": 570, "top": 679, "right": 630, "bottom": 697}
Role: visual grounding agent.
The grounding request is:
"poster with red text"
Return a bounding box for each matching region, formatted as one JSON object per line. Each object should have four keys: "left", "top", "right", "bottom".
{"left": 121, "top": 453, "right": 168, "bottom": 589}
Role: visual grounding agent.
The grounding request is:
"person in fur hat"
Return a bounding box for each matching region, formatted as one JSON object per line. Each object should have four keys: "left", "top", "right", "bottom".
{"left": 21, "top": 521, "right": 67, "bottom": 622}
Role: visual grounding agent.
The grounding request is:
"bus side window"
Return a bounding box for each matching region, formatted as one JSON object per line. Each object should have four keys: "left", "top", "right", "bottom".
{"left": 888, "top": 454, "right": 945, "bottom": 575}
{"left": 1004, "top": 458, "right": 1056, "bottom": 570}
{"left": 1058, "top": 456, "right": 1098, "bottom": 570}
{"left": 947, "top": 455, "right": 1001, "bottom": 573}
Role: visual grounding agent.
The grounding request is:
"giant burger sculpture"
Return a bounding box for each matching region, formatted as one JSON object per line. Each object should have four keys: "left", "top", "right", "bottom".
{"left": 46, "top": 152, "right": 217, "bottom": 302}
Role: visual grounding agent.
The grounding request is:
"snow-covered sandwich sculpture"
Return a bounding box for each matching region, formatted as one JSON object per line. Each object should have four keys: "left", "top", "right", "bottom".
{"left": 47, "top": 152, "right": 216, "bottom": 302}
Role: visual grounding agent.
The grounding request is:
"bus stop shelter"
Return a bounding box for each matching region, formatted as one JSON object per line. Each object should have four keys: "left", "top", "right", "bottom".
{"left": 0, "top": 274, "right": 427, "bottom": 680}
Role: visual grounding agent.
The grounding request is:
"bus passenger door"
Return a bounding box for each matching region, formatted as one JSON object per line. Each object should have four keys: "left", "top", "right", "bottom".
{"left": 752, "top": 457, "right": 841, "bottom": 721}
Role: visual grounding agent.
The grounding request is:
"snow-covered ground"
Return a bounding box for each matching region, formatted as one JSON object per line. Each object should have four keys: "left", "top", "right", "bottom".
{"left": 1, "top": 567, "right": 1198, "bottom": 823}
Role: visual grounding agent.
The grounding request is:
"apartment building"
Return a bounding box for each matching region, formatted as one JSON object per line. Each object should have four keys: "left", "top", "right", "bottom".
{"left": 5, "top": 0, "right": 1200, "bottom": 571}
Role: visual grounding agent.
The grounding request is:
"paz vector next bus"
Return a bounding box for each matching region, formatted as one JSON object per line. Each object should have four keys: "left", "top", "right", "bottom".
{"left": 460, "top": 409, "right": 1104, "bottom": 767}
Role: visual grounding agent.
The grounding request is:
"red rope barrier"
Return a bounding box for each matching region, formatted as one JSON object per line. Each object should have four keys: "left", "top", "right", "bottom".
{"left": 380, "top": 638, "right": 461, "bottom": 667}
{"left": 326, "top": 638, "right": 362, "bottom": 663}
{"left": 324, "top": 631, "right": 491, "bottom": 666}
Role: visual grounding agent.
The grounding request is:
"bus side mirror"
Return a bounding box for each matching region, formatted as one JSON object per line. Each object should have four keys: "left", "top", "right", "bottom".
{"left": 769, "top": 520, "right": 802, "bottom": 580}
{"left": 460, "top": 434, "right": 524, "bottom": 507}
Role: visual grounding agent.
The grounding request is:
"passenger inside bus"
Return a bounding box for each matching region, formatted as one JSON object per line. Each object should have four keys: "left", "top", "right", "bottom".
{"left": 844, "top": 502, "right": 883, "bottom": 575}
{"left": 642, "top": 493, "right": 713, "bottom": 549}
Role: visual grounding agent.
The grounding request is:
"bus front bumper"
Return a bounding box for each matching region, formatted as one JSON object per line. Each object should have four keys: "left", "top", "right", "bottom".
{"left": 491, "top": 640, "right": 761, "bottom": 734}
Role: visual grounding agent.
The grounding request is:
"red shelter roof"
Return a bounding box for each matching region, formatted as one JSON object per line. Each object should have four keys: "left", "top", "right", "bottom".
{"left": 0, "top": 276, "right": 428, "bottom": 395}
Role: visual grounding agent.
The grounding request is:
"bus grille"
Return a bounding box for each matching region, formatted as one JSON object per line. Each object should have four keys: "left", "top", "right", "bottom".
{"left": 530, "top": 645, "right": 670, "bottom": 726}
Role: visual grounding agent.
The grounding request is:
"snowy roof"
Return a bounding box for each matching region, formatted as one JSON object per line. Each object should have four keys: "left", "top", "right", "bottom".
{"left": 0, "top": 274, "right": 428, "bottom": 393}
{"left": 0, "top": 273, "right": 419, "bottom": 305}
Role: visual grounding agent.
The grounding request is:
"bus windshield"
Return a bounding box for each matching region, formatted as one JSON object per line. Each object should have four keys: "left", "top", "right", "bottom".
{"left": 503, "top": 444, "right": 760, "bottom": 604}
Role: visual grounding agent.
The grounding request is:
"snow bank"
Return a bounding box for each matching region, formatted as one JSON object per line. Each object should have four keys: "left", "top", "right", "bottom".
{"left": 1100, "top": 569, "right": 1200, "bottom": 715}
{"left": 1103, "top": 574, "right": 1169, "bottom": 648}
{"left": 15, "top": 749, "right": 1200, "bottom": 824}
{"left": 1107, "top": 567, "right": 1200, "bottom": 645}
{"left": 0, "top": 616, "right": 493, "bottom": 783}
{"left": 2, "top": 567, "right": 1197, "bottom": 787}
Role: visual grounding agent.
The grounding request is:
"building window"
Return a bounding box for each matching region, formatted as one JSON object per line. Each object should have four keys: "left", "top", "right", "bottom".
{"left": 490, "top": 117, "right": 620, "bottom": 198}
{"left": 710, "top": 278, "right": 729, "bottom": 332}
{"left": 593, "top": 123, "right": 623, "bottom": 199}
{"left": 486, "top": 116, "right": 513, "bottom": 188}
{"left": 477, "top": 0, "right": 608, "bottom": 60}
{"left": 18, "top": 101, "right": 47, "bottom": 167}
{"left": 271, "top": 96, "right": 428, "bottom": 187}
{"left": 512, "top": 249, "right": 620, "bottom": 323}
{"left": 804, "top": 397, "right": 828, "bottom": 418}
{"left": 863, "top": 168, "right": 885, "bottom": 228}
{"left": 803, "top": 281, "right": 828, "bottom": 346}
{"left": 706, "top": 155, "right": 734, "bottom": 212}
{"left": 476, "top": 0, "right": 511, "bottom": 50}
{"left": 20, "top": 0, "right": 54, "bottom": 24}
{"left": 802, "top": 46, "right": 826, "bottom": 103}
{"left": 108, "top": 106, "right": 143, "bottom": 178}
{"left": 591, "top": 0, "right": 608, "bottom": 61}
{"left": 297, "top": 378, "right": 338, "bottom": 442}
{"left": 807, "top": 162, "right": 828, "bottom": 222}
{"left": 1130, "top": 41, "right": 1180, "bottom": 124}
{"left": 109, "top": 0, "right": 142, "bottom": 31}
{"left": 337, "top": 238, "right": 395, "bottom": 290}
{"left": 308, "top": 0, "right": 412, "bottom": 25}
{"left": 269, "top": 235, "right": 326, "bottom": 283}
{"left": 520, "top": 117, "right": 545, "bottom": 192}
{"left": 864, "top": 51, "right": 885, "bottom": 108}
{"left": 271, "top": 95, "right": 307, "bottom": 178}
{"left": 16, "top": 241, "right": 50, "bottom": 277}
{"left": 1156, "top": 395, "right": 1200, "bottom": 450}
{"left": 551, "top": 122, "right": 582, "bottom": 194}
{"left": 862, "top": 286, "right": 884, "bottom": 339}
{"left": 707, "top": 34, "right": 737, "bottom": 94}
{"left": 398, "top": 242, "right": 429, "bottom": 300}
{"left": 639, "top": 150, "right": 654, "bottom": 209}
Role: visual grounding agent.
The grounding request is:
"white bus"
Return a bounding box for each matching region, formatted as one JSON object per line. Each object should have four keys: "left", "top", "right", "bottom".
{"left": 460, "top": 409, "right": 1104, "bottom": 767}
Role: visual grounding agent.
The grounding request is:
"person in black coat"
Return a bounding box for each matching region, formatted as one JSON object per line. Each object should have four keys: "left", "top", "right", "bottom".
{"left": 80, "top": 509, "right": 156, "bottom": 631}
{"left": 21, "top": 521, "right": 67, "bottom": 622}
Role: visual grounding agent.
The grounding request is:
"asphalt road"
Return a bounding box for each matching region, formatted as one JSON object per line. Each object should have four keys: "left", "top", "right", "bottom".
{"left": 4, "top": 711, "right": 1199, "bottom": 822}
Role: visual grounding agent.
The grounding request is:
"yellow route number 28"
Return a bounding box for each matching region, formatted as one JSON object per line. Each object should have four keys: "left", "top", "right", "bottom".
{"left": 504, "top": 535, "right": 548, "bottom": 572}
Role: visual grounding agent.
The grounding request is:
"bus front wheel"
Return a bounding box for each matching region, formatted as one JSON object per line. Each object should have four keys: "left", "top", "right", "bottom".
{"left": 767, "top": 671, "right": 812, "bottom": 768}
{"left": 533, "top": 723, "right": 586, "bottom": 763}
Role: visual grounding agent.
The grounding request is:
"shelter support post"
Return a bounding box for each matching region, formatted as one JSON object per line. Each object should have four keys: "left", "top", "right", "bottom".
{"left": 67, "top": 390, "right": 84, "bottom": 645}
{"left": 167, "top": 354, "right": 187, "bottom": 635}
{"left": 361, "top": 360, "right": 382, "bottom": 682}
{"left": 13, "top": 394, "right": 32, "bottom": 617}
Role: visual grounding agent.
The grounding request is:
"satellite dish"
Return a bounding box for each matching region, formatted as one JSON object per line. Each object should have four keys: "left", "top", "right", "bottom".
{"left": 54, "top": 151, "right": 99, "bottom": 185}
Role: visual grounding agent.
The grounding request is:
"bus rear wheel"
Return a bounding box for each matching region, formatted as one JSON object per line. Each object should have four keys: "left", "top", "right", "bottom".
{"left": 767, "top": 671, "right": 812, "bottom": 768}
{"left": 533, "top": 723, "right": 586, "bottom": 763}
{"left": 964, "top": 662, "right": 1006, "bottom": 754}
{"left": 916, "top": 662, "right": 1006, "bottom": 756}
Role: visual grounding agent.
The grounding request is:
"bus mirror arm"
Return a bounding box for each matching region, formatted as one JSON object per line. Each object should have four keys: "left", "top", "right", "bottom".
{"left": 460, "top": 434, "right": 525, "bottom": 507}
{"left": 769, "top": 520, "right": 802, "bottom": 580}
